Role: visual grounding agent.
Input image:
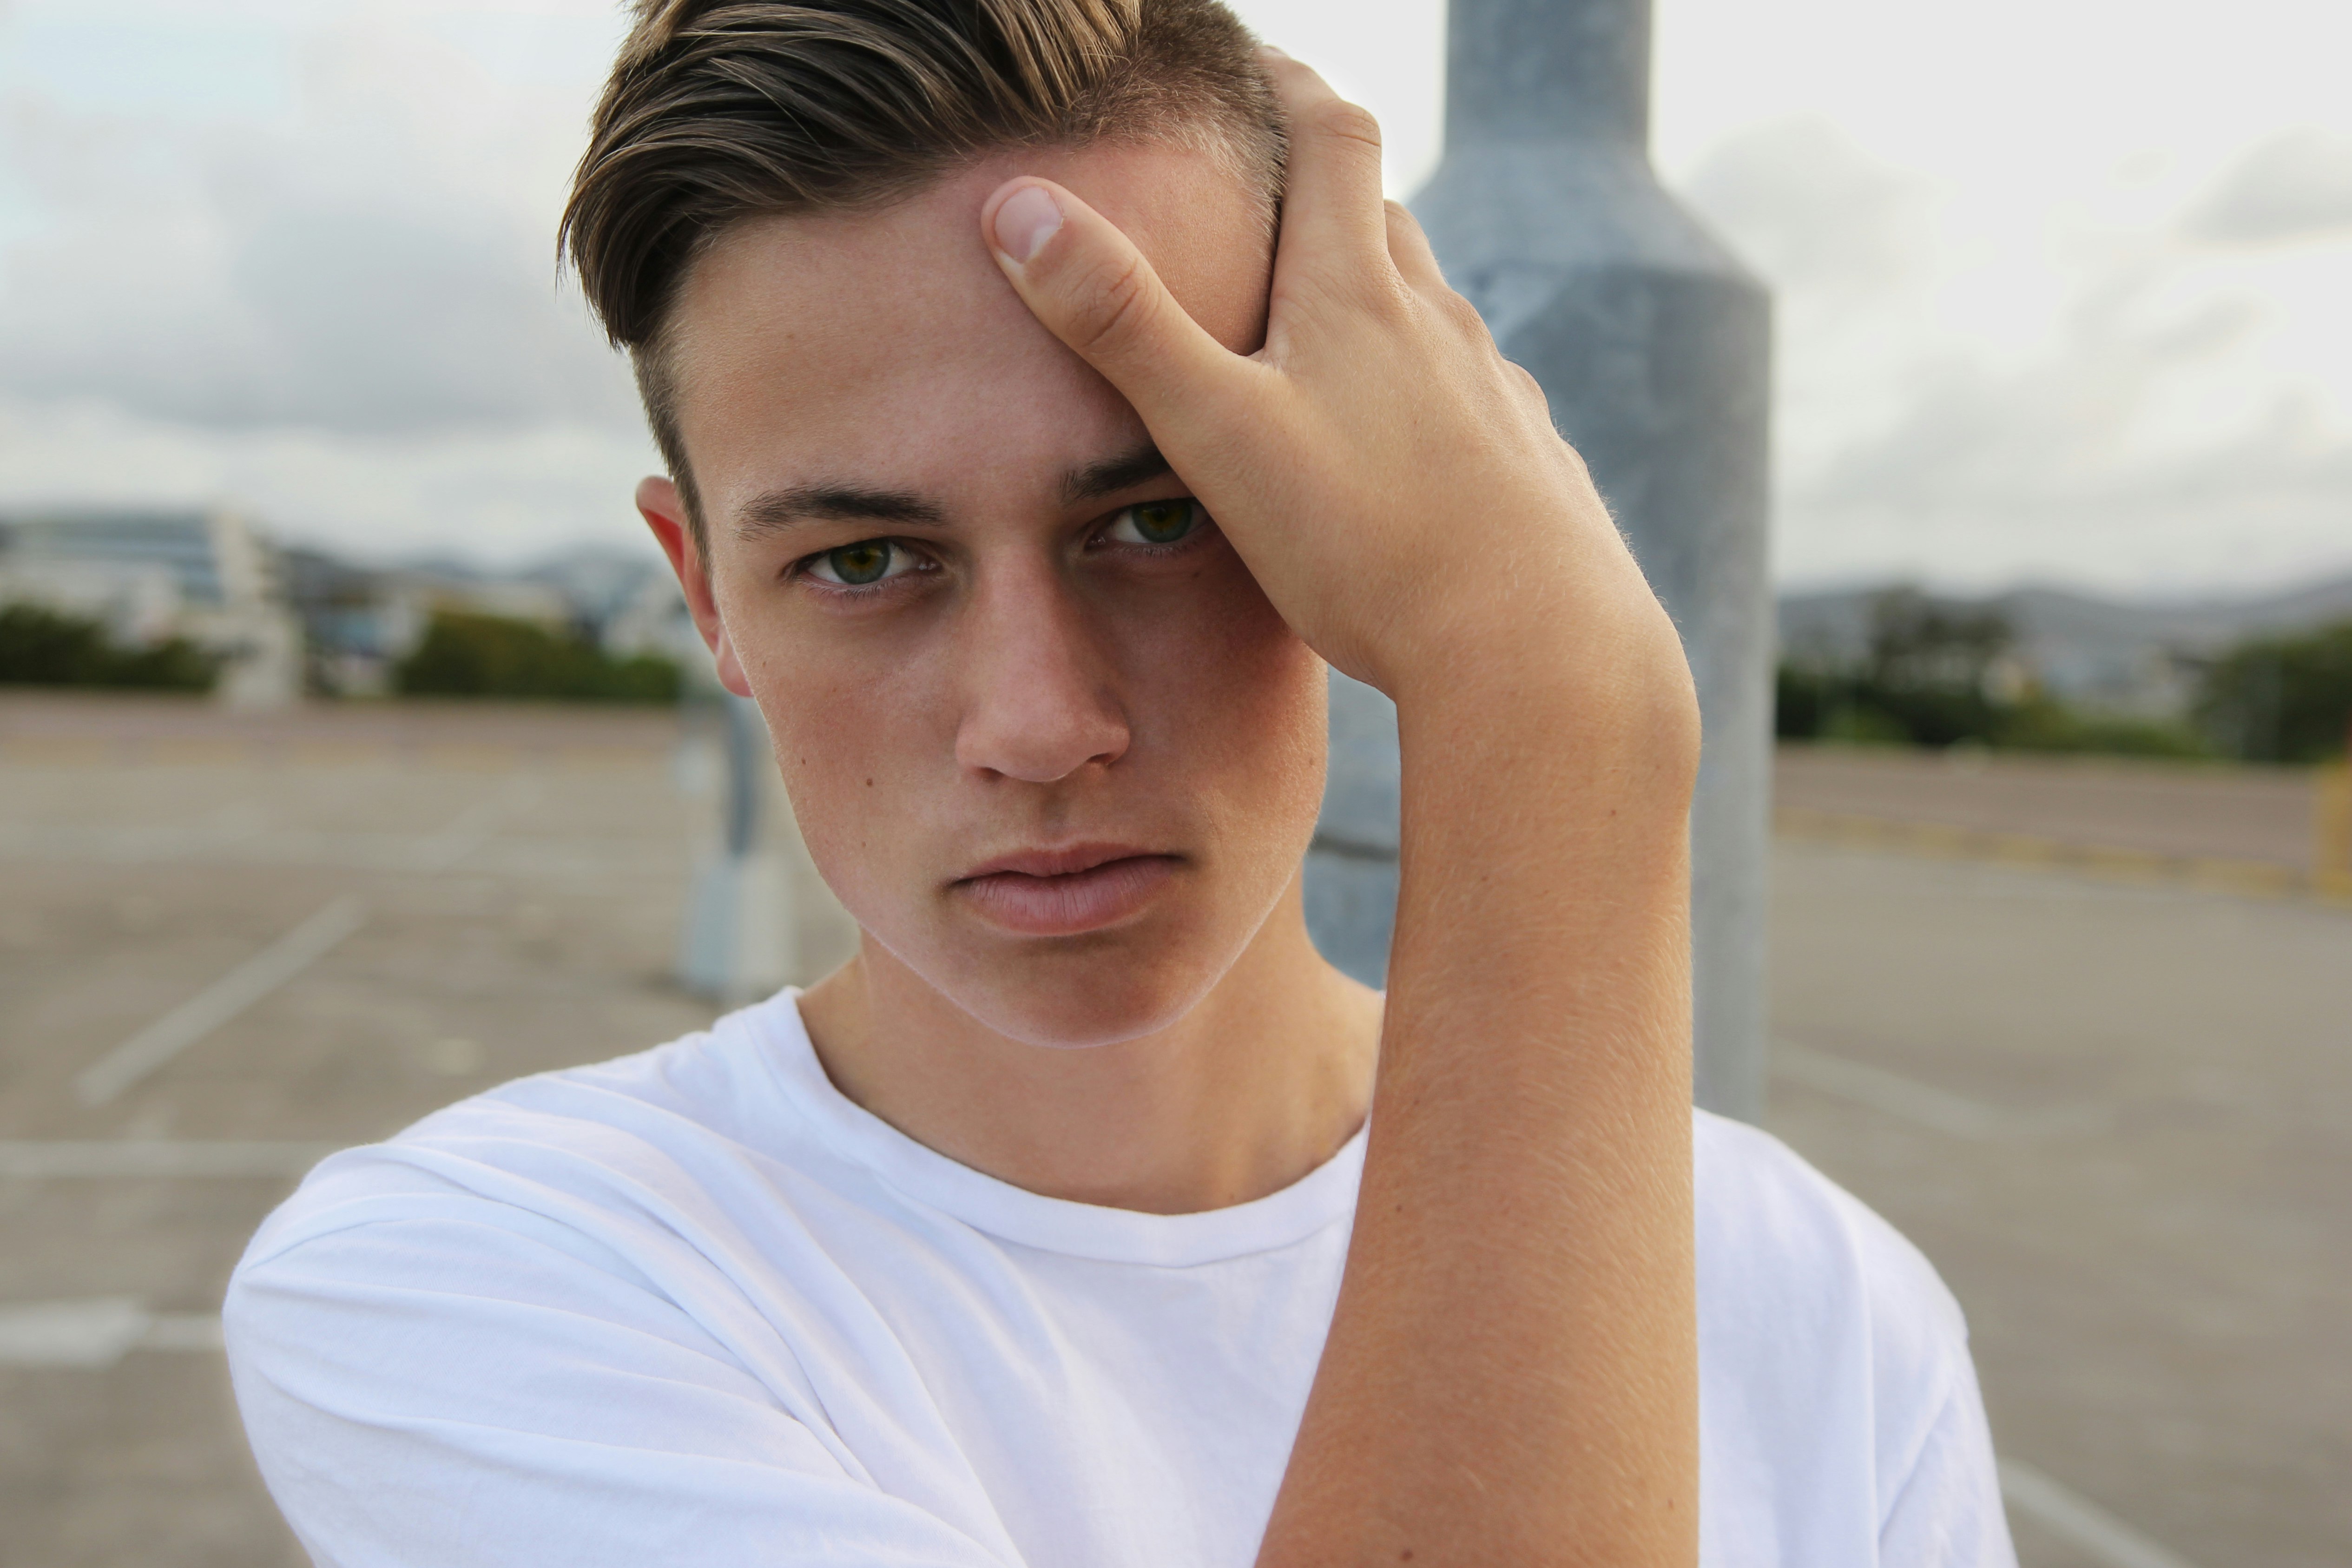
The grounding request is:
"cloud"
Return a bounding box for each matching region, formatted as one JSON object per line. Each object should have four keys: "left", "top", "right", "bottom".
{"left": 2187, "top": 129, "right": 2352, "bottom": 244}
{"left": 1675, "top": 118, "right": 2352, "bottom": 595}
{"left": 1785, "top": 380, "right": 2352, "bottom": 594}
{"left": 1774, "top": 277, "right": 2352, "bottom": 593}
{"left": 9, "top": 5, "right": 2351, "bottom": 597}
{"left": 0, "top": 8, "right": 640, "bottom": 435}
{"left": 1679, "top": 118, "right": 1928, "bottom": 301}
{"left": 0, "top": 393, "right": 663, "bottom": 568}
{"left": 0, "top": 2, "right": 663, "bottom": 567}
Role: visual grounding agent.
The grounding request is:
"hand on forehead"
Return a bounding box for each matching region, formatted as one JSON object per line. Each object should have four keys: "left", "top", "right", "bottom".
{"left": 668, "top": 141, "right": 1275, "bottom": 533}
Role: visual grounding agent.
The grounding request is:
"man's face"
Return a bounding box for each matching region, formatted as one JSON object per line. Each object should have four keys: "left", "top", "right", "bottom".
{"left": 653, "top": 142, "right": 1328, "bottom": 1048}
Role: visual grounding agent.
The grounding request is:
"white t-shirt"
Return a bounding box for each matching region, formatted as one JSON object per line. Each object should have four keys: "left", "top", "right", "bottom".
{"left": 225, "top": 990, "right": 2015, "bottom": 1568}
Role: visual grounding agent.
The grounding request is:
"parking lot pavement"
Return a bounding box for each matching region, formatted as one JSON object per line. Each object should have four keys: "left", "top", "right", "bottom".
{"left": 3, "top": 698, "right": 2344, "bottom": 1566}
{"left": 0, "top": 701, "right": 749, "bottom": 1568}
{"left": 1770, "top": 839, "right": 2352, "bottom": 1568}
{"left": 1775, "top": 744, "right": 2327, "bottom": 874}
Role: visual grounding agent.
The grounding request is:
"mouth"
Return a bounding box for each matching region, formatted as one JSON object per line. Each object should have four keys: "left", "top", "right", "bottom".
{"left": 951, "top": 843, "right": 1181, "bottom": 936}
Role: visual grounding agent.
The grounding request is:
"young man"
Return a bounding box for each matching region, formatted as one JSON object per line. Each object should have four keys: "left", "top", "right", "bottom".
{"left": 226, "top": 3, "right": 2014, "bottom": 1565}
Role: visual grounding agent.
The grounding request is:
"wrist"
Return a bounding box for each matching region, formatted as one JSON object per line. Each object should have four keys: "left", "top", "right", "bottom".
{"left": 1382, "top": 592, "right": 1702, "bottom": 795}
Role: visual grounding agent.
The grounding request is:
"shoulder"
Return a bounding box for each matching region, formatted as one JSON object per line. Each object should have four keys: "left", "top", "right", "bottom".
{"left": 222, "top": 1003, "right": 860, "bottom": 1535}
{"left": 1691, "top": 1112, "right": 2006, "bottom": 1566}
{"left": 223, "top": 996, "right": 887, "bottom": 1409}
{"left": 236, "top": 997, "right": 840, "bottom": 1277}
{"left": 1693, "top": 1109, "right": 1967, "bottom": 1363}
{"left": 219, "top": 1005, "right": 1021, "bottom": 1568}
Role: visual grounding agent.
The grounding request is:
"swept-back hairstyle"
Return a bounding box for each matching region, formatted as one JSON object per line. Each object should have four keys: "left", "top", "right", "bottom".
{"left": 561, "top": 0, "right": 1285, "bottom": 535}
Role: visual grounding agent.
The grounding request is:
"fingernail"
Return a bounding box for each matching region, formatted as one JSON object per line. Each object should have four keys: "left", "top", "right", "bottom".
{"left": 992, "top": 184, "right": 1063, "bottom": 265}
{"left": 1258, "top": 43, "right": 1289, "bottom": 61}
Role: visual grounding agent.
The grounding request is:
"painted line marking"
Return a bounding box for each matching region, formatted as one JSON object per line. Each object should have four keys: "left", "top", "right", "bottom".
{"left": 2000, "top": 1457, "right": 2202, "bottom": 1568}
{"left": 0, "top": 1298, "right": 224, "bottom": 1369}
{"left": 1772, "top": 1041, "right": 2109, "bottom": 1140}
{"left": 73, "top": 895, "right": 368, "bottom": 1107}
{"left": 0, "top": 826, "right": 670, "bottom": 876}
{"left": 0, "top": 1140, "right": 343, "bottom": 1179}
{"left": 1775, "top": 807, "right": 2344, "bottom": 908}
{"left": 411, "top": 780, "right": 534, "bottom": 872}
{"left": 0, "top": 778, "right": 541, "bottom": 872}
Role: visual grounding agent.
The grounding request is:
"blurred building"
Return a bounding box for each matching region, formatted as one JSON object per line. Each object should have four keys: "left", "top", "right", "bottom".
{"left": 0, "top": 507, "right": 302, "bottom": 707}
{"left": 598, "top": 568, "right": 700, "bottom": 669}
{"left": 0, "top": 503, "right": 699, "bottom": 702}
{"left": 283, "top": 544, "right": 696, "bottom": 697}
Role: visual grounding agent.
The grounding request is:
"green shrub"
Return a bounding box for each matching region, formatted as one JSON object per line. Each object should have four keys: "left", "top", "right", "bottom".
{"left": 0, "top": 603, "right": 218, "bottom": 691}
{"left": 1817, "top": 702, "right": 1912, "bottom": 746}
{"left": 1996, "top": 700, "right": 2207, "bottom": 759}
{"left": 1778, "top": 590, "right": 2016, "bottom": 748}
{"left": 2194, "top": 621, "right": 2352, "bottom": 763}
{"left": 394, "top": 610, "right": 680, "bottom": 703}
{"left": 1776, "top": 588, "right": 2212, "bottom": 759}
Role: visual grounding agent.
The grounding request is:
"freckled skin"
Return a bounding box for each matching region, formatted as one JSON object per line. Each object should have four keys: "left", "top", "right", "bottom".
{"left": 647, "top": 144, "right": 1333, "bottom": 1050}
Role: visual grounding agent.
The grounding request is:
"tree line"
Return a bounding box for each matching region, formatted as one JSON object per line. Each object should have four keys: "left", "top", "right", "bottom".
{"left": 1776, "top": 589, "right": 2352, "bottom": 764}
{"left": 8, "top": 591, "right": 2347, "bottom": 758}
{"left": 0, "top": 603, "right": 679, "bottom": 704}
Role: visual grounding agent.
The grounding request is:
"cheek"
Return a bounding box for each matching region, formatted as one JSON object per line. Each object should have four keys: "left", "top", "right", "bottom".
{"left": 724, "top": 601, "right": 948, "bottom": 897}
{"left": 1120, "top": 553, "right": 1328, "bottom": 824}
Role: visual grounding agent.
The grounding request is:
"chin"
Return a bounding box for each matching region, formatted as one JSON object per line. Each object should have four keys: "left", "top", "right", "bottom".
{"left": 918, "top": 921, "right": 1246, "bottom": 1050}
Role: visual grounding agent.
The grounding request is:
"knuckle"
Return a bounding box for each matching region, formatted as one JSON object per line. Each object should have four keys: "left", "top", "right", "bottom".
{"left": 1437, "top": 287, "right": 1490, "bottom": 335}
{"left": 1351, "top": 268, "right": 1416, "bottom": 325}
{"left": 1312, "top": 98, "right": 1384, "bottom": 155}
{"left": 1066, "top": 250, "right": 1160, "bottom": 360}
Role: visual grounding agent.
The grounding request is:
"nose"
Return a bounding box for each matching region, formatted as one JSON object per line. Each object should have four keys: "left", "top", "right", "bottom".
{"left": 951, "top": 559, "right": 1131, "bottom": 784}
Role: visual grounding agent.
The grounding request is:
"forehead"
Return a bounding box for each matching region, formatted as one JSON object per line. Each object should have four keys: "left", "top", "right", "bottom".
{"left": 666, "top": 143, "right": 1272, "bottom": 523}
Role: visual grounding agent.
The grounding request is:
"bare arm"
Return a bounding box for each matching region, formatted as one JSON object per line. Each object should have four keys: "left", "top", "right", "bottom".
{"left": 982, "top": 54, "right": 1699, "bottom": 1568}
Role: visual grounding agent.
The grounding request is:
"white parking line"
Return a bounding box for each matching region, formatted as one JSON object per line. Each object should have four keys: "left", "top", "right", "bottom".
{"left": 0, "top": 1298, "right": 225, "bottom": 1369}
{"left": 73, "top": 895, "right": 368, "bottom": 1107}
{"left": 1772, "top": 1041, "right": 2110, "bottom": 1140}
{"left": 0, "top": 1140, "right": 343, "bottom": 1179}
{"left": 412, "top": 780, "right": 534, "bottom": 872}
{"left": 1, "top": 779, "right": 542, "bottom": 872}
{"left": 2000, "top": 1457, "right": 2203, "bottom": 1568}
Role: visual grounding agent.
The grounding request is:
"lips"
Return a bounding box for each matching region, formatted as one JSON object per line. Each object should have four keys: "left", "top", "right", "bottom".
{"left": 952, "top": 843, "right": 1179, "bottom": 936}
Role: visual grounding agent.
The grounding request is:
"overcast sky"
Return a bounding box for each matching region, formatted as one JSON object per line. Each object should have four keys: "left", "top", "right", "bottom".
{"left": 3, "top": 0, "right": 2349, "bottom": 595}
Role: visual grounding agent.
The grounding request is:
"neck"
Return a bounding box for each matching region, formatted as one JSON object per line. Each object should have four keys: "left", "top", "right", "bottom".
{"left": 796, "top": 876, "right": 1384, "bottom": 1215}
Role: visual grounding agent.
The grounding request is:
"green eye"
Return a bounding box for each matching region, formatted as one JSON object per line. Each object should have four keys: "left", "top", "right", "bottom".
{"left": 1121, "top": 500, "right": 1199, "bottom": 545}
{"left": 822, "top": 540, "right": 895, "bottom": 585}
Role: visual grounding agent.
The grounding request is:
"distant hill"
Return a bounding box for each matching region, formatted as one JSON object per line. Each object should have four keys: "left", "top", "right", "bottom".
{"left": 1779, "top": 574, "right": 2352, "bottom": 716}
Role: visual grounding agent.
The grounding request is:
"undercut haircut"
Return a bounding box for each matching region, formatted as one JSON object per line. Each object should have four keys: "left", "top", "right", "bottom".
{"left": 561, "top": 0, "right": 1286, "bottom": 540}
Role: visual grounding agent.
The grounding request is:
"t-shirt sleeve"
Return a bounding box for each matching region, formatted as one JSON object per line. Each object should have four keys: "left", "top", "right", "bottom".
{"left": 1878, "top": 1350, "right": 2016, "bottom": 1568}
{"left": 224, "top": 1202, "right": 1015, "bottom": 1568}
{"left": 1692, "top": 1111, "right": 2020, "bottom": 1567}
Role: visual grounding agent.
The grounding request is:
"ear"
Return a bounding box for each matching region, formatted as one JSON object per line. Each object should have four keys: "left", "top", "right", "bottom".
{"left": 638, "top": 474, "right": 752, "bottom": 698}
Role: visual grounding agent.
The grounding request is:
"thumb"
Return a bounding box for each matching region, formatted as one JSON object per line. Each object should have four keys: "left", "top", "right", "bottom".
{"left": 982, "top": 178, "right": 1248, "bottom": 435}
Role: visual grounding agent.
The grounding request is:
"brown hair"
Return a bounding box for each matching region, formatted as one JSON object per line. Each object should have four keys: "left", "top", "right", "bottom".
{"left": 561, "top": 0, "right": 1284, "bottom": 537}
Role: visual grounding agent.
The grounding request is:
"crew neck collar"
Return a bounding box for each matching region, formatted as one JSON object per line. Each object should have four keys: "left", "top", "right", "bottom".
{"left": 744, "top": 989, "right": 1365, "bottom": 1267}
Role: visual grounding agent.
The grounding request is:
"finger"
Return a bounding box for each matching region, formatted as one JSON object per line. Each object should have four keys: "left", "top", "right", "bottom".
{"left": 982, "top": 177, "right": 1253, "bottom": 440}
{"left": 1259, "top": 51, "right": 1390, "bottom": 272}
{"left": 1384, "top": 200, "right": 1445, "bottom": 291}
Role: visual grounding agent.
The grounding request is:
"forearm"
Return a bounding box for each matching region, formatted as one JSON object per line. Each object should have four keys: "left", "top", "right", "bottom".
{"left": 984, "top": 46, "right": 1706, "bottom": 1563}
{"left": 1261, "top": 621, "right": 1701, "bottom": 1568}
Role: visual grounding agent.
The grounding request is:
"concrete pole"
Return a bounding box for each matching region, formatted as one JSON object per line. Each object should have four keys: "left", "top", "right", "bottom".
{"left": 1302, "top": 0, "right": 1774, "bottom": 1120}
{"left": 678, "top": 689, "right": 795, "bottom": 1007}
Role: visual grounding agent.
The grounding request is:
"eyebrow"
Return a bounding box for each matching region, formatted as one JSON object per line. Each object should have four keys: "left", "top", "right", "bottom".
{"left": 731, "top": 441, "right": 1178, "bottom": 541}
{"left": 735, "top": 485, "right": 944, "bottom": 540}
{"left": 1061, "top": 441, "right": 1174, "bottom": 506}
